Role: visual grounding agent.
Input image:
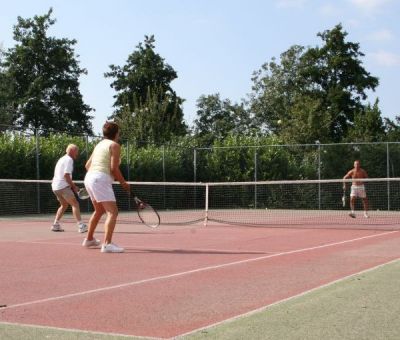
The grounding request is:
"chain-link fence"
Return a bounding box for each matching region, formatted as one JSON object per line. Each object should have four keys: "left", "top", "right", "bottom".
{"left": 1, "top": 127, "right": 399, "bottom": 182}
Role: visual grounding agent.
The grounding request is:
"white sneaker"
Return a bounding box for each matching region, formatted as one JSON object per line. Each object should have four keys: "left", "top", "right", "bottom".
{"left": 101, "top": 243, "right": 124, "bottom": 253}
{"left": 82, "top": 238, "right": 101, "bottom": 247}
{"left": 51, "top": 223, "right": 64, "bottom": 232}
{"left": 349, "top": 212, "right": 356, "bottom": 218}
{"left": 364, "top": 213, "right": 369, "bottom": 219}
{"left": 78, "top": 223, "right": 88, "bottom": 233}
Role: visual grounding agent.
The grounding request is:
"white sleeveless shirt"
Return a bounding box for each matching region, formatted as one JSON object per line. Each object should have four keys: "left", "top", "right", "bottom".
{"left": 88, "top": 139, "right": 114, "bottom": 175}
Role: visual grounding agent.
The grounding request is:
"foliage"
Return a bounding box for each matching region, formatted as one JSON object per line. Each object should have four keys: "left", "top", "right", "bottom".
{"left": 250, "top": 45, "right": 306, "bottom": 135}
{"left": 105, "top": 35, "right": 187, "bottom": 144}
{"left": 0, "top": 132, "right": 399, "bottom": 182}
{"left": 250, "top": 24, "right": 379, "bottom": 143}
{"left": 193, "top": 94, "right": 255, "bottom": 145}
{"left": 346, "top": 99, "right": 385, "bottom": 142}
{"left": 0, "top": 9, "right": 93, "bottom": 134}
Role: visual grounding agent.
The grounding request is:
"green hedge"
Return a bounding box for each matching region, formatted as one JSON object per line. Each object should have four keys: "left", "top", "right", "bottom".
{"left": 0, "top": 132, "right": 398, "bottom": 181}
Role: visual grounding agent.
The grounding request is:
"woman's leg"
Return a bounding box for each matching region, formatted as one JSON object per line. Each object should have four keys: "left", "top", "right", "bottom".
{"left": 87, "top": 200, "right": 105, "bottom": 241}
{"left": 101, "top": 201, "right": 119, "bottom": 244}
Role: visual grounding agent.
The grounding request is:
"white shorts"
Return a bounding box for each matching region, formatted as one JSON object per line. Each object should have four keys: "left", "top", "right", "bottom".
{"left": 350, "top": 185, "right": 366, "bottom": 198}
{"left": 84, "top": 172, "right": 116, "bottom": 202}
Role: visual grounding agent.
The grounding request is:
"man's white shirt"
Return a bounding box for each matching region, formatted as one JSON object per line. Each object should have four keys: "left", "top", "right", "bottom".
{"left": 51, "top": 154, "right": 74, "bottom": 191}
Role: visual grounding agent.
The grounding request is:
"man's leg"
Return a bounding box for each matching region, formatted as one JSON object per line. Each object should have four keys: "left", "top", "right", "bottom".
{"left": 349, "top": 196, "right": 356, "bottom": 218}
{"left": 54, "top": 197, "right": 68, "bottom": 223}
{"left": 64, "top": 195, "right": 82, "bottom": 223}
{"left": 362, "top": 197, "right": 369, "bottom": 218}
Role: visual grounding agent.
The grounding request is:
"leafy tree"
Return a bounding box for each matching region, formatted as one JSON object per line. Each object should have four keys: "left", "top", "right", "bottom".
{"left": 251, "top": 24, "right": 379, "bottom": 143}
{"left": 0, "top": 9, "right": 93, "bottom": 134}
{"left": 0, "top": 46, "right": 14, "bottom": 130}
{"left": 105, "top": 35, "right": 187, "bottom": 144}
{"left": 193, "top": 93, "right": 254, "bottom": 145}
{"left": 301, "top": 24, "right": 379, "bottom": 141}
{"left": 250, "top": 45, "right": 305, "bottom": 135}
{"left": 115, "top": 85, "right": 186, "bottom": 145}
{"left": 347, "top": 99, "right": 385, "bottom": 142}
{"left": 384, "top": 116, "right": 400, "bottom": 142}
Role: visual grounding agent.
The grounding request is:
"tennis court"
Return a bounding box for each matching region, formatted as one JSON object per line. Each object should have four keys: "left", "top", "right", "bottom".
{"left": 1, "top": 179, "right": 400, "bottom": 339}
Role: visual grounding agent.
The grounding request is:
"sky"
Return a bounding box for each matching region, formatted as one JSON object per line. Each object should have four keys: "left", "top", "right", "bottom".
{"left": 1, "top": 0, "right": 399, "bottom": 134}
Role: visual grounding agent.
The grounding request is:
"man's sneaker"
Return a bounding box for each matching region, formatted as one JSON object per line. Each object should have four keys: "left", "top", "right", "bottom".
{"left": 364, "top": 213, "right": 370, "bottom": 219}
{"left": 78, "top": 223, "right": 88, "bottom": 233}
{"left": 82, "top": 238, "right": 101, "bottom": 248}
{"left": 349, "top": 212, "right": 356, "bottom": 218}
{"left": 51, "top": 223, "right": 64, "bottom": 232}
{"left": 101, "top": 243, "right": 124, "bottom": 253}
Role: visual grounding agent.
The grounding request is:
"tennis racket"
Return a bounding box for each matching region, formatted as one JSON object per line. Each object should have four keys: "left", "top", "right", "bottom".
{"left": 77, "top": 187, "right": 90, "bottom": 200}
{"left": 132, "top": 196, "right": 160, "bottom": 228}
{"left": 342, "top": 186, "right": 346, "bottom": 207}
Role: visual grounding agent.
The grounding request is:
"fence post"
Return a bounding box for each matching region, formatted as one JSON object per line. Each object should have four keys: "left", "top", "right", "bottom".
{"left": 126, "top": 141, "right": 130, "bottom": 182}
{"left": 162, "top": 145, "right": 166, "bottom": 208}
{"left": 193, "top": 148, "right": 197, "bottom": 182}
{"left": 387, "top": 142, "right": 390, "bottom": 210}
{"left": 35, "top": 128, "right": 41, "bottom": 213}
{"left": 316, "top": 141, "right": 321, "bottom": 210}
{"left": 254, "top": 148, "right": 258, "bottom": 209}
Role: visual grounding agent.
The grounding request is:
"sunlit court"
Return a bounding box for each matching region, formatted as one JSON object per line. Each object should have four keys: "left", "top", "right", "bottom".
{"left": 1, "top": 0, "right": 400, "bottom": 339}
{"left": 1, "top": 179, "right": 400, "bottom": 338}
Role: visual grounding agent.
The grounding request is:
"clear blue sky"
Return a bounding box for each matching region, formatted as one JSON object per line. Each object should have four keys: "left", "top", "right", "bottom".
{"left": 1, "top": 0, "right": 399, "bottom": 134}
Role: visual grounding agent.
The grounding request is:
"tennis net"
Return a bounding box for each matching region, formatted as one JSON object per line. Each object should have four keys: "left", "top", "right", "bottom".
{"left": 0, "top": 178, "right": 399, "bottom": 229}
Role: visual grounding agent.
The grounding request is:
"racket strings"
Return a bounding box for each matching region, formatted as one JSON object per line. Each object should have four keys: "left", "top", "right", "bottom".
{"left": 137, "top": 205, "right": 160, "bottom": 227}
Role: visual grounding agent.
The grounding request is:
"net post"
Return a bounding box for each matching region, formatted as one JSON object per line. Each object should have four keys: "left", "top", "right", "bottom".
{"left": 204, "top": 183, "right": 209, "bottom": 226}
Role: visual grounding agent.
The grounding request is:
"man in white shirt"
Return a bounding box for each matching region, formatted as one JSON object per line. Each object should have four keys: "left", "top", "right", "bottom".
{"left": 51, "top": 144, "right": 87, "bottom": 233}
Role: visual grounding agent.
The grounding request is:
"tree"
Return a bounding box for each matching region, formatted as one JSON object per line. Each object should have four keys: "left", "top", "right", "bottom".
{"left": 0, "top": 49, "right": 13, "bottom": 130}
{"left": 105, "top": 35, "right": 187, "bottom": 144}
{"left": 193, "top": 93, "right": 254, "bottom": 145}
{"left": 250, "top": 45, "right": 306, "bottom": 135}
{"left": 0, "top": 9, "right": 93, "bottom": 134}
{"left": 250, "top": 24, "right": 379, "bottom": 143}
{"left": 347, "top": 99, "right": 385, "bottom": 142}
{"left": 115, "top": 85, "right": 185, "bottom": 145}
{"left": 384, "top": 116, "right": 400, "bottom": 142}
{"left": 300, "top": 24, "right": 379, "bottom": 141}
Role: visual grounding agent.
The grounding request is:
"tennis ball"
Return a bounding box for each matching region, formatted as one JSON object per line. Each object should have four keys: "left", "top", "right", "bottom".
{"left": 277, "top": 119, "right": 282, "bottom": 125}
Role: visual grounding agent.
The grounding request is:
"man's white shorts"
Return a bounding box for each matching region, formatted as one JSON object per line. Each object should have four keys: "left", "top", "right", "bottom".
{"left": 84, "top": 172, "right": 116, "bottom": 202}
{"left": 350, "top": 185, "right": 366, "bottom": 198}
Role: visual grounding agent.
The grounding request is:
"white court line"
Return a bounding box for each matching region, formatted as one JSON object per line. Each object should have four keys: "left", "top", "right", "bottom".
{"left": 0, "top": 321, "right": 154, "bottom": 340}
{"left": 2, "top": 230, "right": 398, "bottom": 311}
{"left": 176, "top": 256, "right": 400, "bottom": 339}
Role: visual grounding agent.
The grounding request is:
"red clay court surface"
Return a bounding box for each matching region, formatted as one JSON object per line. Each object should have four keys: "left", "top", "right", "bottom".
{"left": 1, "top": 216, "right": 400, "bottom": 338}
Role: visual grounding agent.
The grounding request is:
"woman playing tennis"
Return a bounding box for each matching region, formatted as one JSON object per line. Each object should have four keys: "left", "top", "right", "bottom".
{"left": 82, "top": 122, "right": 130, "bottom": 253}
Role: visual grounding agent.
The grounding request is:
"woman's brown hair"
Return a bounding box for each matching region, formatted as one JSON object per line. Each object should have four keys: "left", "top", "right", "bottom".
{"left": 102, "top": 121, "right": 119, "bottom": 140}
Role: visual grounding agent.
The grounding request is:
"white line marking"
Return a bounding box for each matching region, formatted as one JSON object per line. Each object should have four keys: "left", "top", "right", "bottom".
{"left": 0, "top": 321, "right": 156, "bottom": 339}
{"left": 176, "top": 257, "right": 400, "bottom": 338}
{"left": 2, "top": 230, "right": 398, "bottom": 311}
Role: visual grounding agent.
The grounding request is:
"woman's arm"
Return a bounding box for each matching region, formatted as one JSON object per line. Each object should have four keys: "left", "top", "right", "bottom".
{"left": 85, "top": 153, "right": 93, "bottom": 171}
{"left": 110, "top": 142, "right": 129, "bottom": 191}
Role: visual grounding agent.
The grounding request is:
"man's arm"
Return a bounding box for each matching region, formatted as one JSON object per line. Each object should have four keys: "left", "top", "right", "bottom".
{"left": 343, "top": 170, "right": 353, "bottom": 188}
{"left": 64, "top": 173, "right": 78, "bottom": 193}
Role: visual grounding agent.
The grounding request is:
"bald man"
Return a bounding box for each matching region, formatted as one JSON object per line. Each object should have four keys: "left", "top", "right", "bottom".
{"left": 51, "top": 144, "right": 88, "bottom": 233}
